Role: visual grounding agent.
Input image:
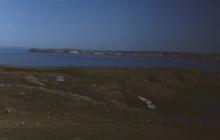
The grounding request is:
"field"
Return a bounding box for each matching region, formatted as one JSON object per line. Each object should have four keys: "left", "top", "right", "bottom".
{"left": 0, "top": 66, "right": 219, "bottom": 140}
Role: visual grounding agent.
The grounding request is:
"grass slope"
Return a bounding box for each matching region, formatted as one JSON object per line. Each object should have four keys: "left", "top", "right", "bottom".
{"left": 0, "top": 66, "right": 219, "bottom": 139}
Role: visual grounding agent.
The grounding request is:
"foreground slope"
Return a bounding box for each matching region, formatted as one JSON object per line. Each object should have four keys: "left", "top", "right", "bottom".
{"left": 0, "top": 66, "right": 220, "bottom": 139}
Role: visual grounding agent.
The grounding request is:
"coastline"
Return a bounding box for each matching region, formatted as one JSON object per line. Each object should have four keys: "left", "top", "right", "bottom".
{"left": 29, "top": 48, "right": 220, "bottom": 60}
{"left": 0, "top": 48, "right": 220, "bottom": 72}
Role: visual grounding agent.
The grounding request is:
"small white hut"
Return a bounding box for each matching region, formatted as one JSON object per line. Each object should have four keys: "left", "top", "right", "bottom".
{"left": 56, "top": 75, "right": 64, "bottom": 82}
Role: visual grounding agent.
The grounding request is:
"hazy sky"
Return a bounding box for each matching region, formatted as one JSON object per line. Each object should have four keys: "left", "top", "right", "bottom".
{"left": 0, "top": 0, "right": 219, "bottom": 52}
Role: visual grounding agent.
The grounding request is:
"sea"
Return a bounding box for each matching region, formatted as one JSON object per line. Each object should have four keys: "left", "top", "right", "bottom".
{"left": 0, "top": 47, "right": 220, "bottom": 72}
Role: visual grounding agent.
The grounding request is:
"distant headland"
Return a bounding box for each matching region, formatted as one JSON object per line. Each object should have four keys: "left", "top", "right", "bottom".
{"left": 29, "top": 48, "right": 220, "bottom": 60}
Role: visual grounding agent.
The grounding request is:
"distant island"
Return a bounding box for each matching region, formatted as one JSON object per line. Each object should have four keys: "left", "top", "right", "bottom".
{"left": 29, "top": 48, "right": 220, "bottom": 60}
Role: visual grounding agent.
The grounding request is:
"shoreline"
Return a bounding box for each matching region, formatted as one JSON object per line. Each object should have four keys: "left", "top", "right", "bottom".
{"left": 29, "top": 48, "right": 220, "bottom": 60}
{"left": 0, "top": 48, "right": 219, "bottom": 72}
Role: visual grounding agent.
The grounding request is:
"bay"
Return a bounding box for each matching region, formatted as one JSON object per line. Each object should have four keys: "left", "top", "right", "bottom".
{"left": 0, "top": 48, "right": 220, "bottom": 72}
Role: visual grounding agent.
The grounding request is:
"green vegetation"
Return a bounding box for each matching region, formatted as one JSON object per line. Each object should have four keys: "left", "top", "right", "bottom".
{"left": 0, "top": 66, "right": 219, "bottom": 139}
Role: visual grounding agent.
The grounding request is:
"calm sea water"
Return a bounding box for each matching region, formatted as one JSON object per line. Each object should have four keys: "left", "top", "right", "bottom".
{"left": 0, "top": 48, "right": 220, "bottom": 72}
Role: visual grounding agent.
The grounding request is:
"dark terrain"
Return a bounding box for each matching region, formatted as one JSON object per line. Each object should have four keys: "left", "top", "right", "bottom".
{"left": 30, "top": 48, "right": 220, "bottom": 59}
{"left": 0, "top": 66, "right": 220, "bottom": 139}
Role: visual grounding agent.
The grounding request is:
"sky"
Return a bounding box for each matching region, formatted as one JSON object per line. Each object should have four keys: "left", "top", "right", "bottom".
{"left": 0, "top": 0, "right": 219, "bottom": 52}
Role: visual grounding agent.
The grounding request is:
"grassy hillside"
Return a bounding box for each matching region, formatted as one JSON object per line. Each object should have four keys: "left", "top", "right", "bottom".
{"left": 0, "top": 66, "right": 219, "bottom": 139}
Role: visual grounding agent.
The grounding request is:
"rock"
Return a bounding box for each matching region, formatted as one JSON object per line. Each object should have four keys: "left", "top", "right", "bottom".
{"left": 5, "top": 107, "right": 17, "bottom": 113}
{"left": 146, "top": 120, "right": 152, "bottom": 123}
{"left": 22, "top": 111, "right": 30, "bottom": 115}
{"left": 25, "top": 75, "right": 45, "bottom": 86}
{"left": 0, "top": 83, "right": 9, "bottom": 87}
{"left": 0, "top": 136, "right": 9, "bottom": 140}
{"left": 35, "top": 122, "right": 40, "bottom": 126}
{"left": 137, "top": 96, "right": 156, "bottom": 110}
{"left": 74, "top": 137, "right": 84, "bottom": 140}
{"left": 0, "top": 84, "right": 5, "bottom": 87}
{"left": 91, "top": 83, "right": 97, "bottom": 87}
